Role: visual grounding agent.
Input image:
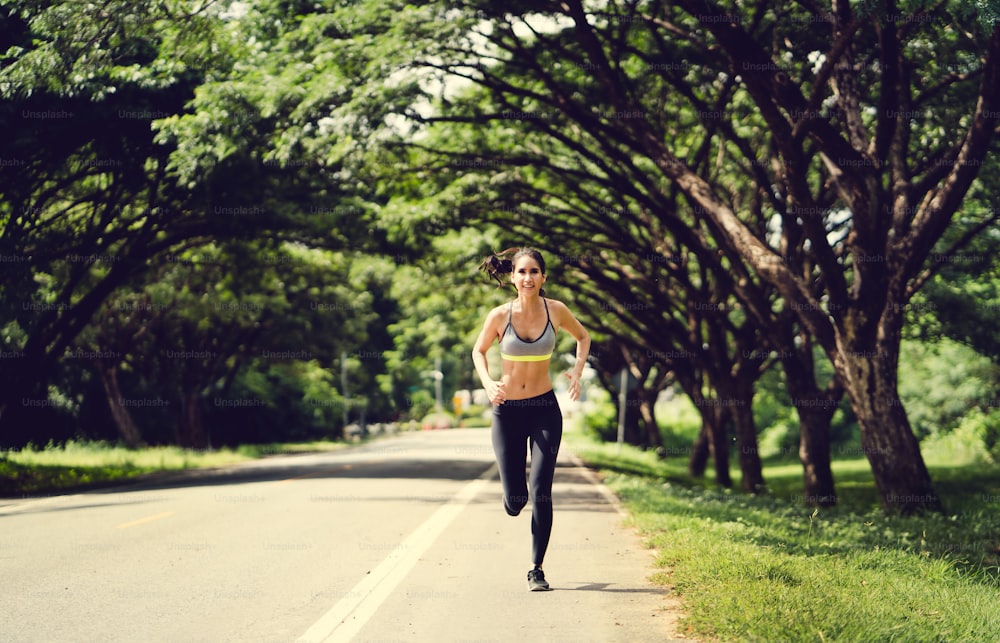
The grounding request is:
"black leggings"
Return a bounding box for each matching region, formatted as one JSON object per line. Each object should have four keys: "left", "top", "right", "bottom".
{"left": 491, "top": 389, "right": 563, "bottom": 566}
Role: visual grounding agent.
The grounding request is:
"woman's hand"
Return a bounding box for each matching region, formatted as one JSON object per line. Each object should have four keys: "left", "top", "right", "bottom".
{"left": 564, "top": 370, "right": 583, "bottom": 401}
{"left": 487, "top": 380, "right": 507, "bottom": 406}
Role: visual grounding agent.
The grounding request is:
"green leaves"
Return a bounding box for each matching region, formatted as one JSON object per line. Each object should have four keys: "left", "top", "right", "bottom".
{"left": 0, "top": 0, "right": 396, "bottom": 445}
{"left": 1, "top": 0, "right": 230, "bottom": 99}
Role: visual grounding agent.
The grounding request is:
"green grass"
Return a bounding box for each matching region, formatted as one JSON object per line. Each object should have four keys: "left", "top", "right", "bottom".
{"left": 0, "top": 439, "right": 349, "bottom": 497}
{"left": 566, "top": 431, "right": 1000, "bottom": 642}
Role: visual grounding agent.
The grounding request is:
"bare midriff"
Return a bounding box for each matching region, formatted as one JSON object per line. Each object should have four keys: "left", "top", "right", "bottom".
{"left": 501, "top": 359, "right": 553, "bottom": 400}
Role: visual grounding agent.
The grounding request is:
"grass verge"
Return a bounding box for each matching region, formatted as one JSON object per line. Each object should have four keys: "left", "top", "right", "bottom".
{"left": 0, "top": 439, "right": 349, "bottom": 497}
{"left": 566, "top": 432, "right": 1000, "bottom": 642}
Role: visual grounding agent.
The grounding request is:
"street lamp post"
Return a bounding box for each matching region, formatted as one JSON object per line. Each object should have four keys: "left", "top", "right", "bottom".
{"left": 341, "top": 351, "right": 349, "bottom": 429}
{"left": 432, "top": 356, "right": 443, "bottom": 411}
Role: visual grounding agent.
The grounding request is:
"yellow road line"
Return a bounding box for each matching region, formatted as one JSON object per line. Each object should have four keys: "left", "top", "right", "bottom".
{"left": 115, "top": 511, "right": 175, "bottom": 529}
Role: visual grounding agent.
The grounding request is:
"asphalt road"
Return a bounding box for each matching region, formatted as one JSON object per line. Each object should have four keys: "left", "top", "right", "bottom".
{"left": 0, "top": 428, "right": 688, "bottom": 642}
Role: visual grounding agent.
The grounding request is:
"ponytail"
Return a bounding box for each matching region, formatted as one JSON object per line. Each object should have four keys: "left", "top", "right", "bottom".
{"left": 479, "top": 247, "right": 518, "bottom": 287}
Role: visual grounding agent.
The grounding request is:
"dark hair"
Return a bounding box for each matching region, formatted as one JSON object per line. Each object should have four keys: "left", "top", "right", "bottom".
{"left": 480, "top": 247, "right": 547, "bottom": 294}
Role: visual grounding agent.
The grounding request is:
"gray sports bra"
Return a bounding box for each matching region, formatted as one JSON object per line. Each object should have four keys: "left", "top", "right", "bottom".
{"left": 500, "top": 299, "right": 556, "bottom": 362}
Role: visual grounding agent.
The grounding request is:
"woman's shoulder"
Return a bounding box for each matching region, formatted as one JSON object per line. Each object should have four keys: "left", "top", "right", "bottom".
{"left": 543, "top": 298, "right": 587, "bottom": 337}
{"left": 484, "top": 302, "right": 511, "bottom": 323}
{"left": 543, "top": 297, "right": 571, "bottom": 314}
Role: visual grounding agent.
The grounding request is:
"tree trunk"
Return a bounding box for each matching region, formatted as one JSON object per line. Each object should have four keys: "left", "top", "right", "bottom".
{"left": 836, "top": 326, "right": 942, "bottom": 514}
{"left": 622, "top": 397, "right": 642, "bottom": 446}
{"left": 701, "top": 402, "right": 732, "bottom": 488}
{"left": 796, "top": 402, "right": 838, "bottom": 507}
{"left": 0, "top": 350, "right": 55, "bottom": 447}
{"left": 636, "top": 387, "right": 664, "bottom": 450}
{"left": 780, "top": 345, "right": 840, "bottom": 507}
{"left": 689, "top": 423, "right": 710, "bottom": 477}
{"left": 95, "top": 362, "right": 144, "bottom": 449}
{"left": 731, "top": 375, "right": 765, "bottom": 494}
{"left": 177, "top": 389, "right": 208, "bottom": 449}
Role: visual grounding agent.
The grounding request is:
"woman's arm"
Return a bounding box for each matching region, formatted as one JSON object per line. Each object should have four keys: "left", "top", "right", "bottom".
{"left": 472, "top": 306, "right": 507, "bottom": 405}
{"left": 550, "top": 300, "right": 591, "bottom": 401}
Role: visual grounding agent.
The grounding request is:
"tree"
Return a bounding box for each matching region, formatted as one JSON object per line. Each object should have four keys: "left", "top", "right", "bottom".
{"left": 0, "top": 0, "right": 382, "bottom": 445}
{"left": 0, "top": 0, "right": 241, "bottom": 442}
{"left": 586, "top": 338, "right": 672, "bottom": 451}
{"left": 347, "top": 1, "right": 831, "bottom": 500}
{"left": 353, "top": 0, "right": 999, "bottom": 513}
{"left": 380, "top": 228, "right": 521, "bottom": 422}
{"left": 634, "top": 0, "right": 1000, "bottom": 513}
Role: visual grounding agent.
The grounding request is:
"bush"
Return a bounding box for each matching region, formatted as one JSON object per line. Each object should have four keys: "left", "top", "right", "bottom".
{"left": 405, "top": 390, "right": 436, "bottom": 422}
{"left": 757, "top": 420, "right": 798, "bottom": 460}
{"left": 921, "top": 407, "right": 1000, "bottom": 466}
{"left": 208, "top": 362, "right": 346, "bottom": 445}
{"left": 420, "top": 410, "right": 455, "bottom": 430}
{"left": 459, "top": 403, "right": 491, "bottom": 428}
{"left": 899, "top": 338, "right": 1000, "bottom": 440}
{"left": 655, "top": 394, "right": 701, "bottom": 452}
{"left": 581, "top": 388, "right": 618, "bottom": 442}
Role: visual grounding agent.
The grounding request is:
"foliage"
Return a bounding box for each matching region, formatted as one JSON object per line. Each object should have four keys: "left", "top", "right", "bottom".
{"left": 921, "top": 408, "right": 1000, "bottom": 466}
{"left": 457, "top": 404, "right": 491, "bottom": 428}
{"left": 898, "top": 337, "right": 1000, "bottom": 441}
{"left": 0, "top": 458, "right": 147, "bottom": 497}
{"left": 585, "top": 336, "right": 1000, "bottom": 476}
{"left": 211, "top": 360, "right": 347, "bottom": 446}
{"left": 340, "top": 0, "right": 1000, "bottom": 510}
{"left": 655, "top": 395, "right": 703, "bottom": 451}
{"left": 3, "top": 0, "right": 1000, "bottom": 485}
{"left": 580, "top": 387, "right": 619, "bottom": 443}
{"left": 0, "top": 0, "right": 397, "bottom": 446}
{"left": 908, "top": 220, "right": 1000, "bottom": 363}
{"left": 378, "top": 227, "right": 515, "bottom": 421}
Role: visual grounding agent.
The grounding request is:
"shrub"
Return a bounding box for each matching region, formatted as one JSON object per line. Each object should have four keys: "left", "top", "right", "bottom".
{"left": 420, "top": 410, "right": 455, "bottom": 430}
{"left": 581, "top": 388, "right": 618, "bottom": 442}
{"left": 921, "top": 407, "right": 1000, "bottom": 466}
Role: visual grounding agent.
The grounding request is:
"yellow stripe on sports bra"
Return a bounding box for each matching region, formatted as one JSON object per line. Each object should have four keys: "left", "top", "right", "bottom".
{"left": 500, "top": 352, "right": 552, "bottom": 362}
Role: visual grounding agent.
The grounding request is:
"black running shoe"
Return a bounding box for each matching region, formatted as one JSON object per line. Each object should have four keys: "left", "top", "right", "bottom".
{"left": 527, "top": 567, "right": 551, "bottom": 591}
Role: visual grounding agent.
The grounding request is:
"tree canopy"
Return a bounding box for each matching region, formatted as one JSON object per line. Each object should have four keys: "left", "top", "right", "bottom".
{"left": 353, "top": 0, "right": 1000, "bottom": 512}
{"left": 3, "top": 0, "right": 999, "bottom": 515}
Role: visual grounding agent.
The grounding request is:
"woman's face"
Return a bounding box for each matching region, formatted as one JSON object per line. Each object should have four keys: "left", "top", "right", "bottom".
{"left": 511, "top": 255, "right": 546, "bottom": 295}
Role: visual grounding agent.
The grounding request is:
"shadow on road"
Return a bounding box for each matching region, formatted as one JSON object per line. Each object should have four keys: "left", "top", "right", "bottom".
{"left": 562, "top": 582, "right": 667, "bottom": 595}
{"left": 3, "top": 439, "right": 625, "bottom": 519}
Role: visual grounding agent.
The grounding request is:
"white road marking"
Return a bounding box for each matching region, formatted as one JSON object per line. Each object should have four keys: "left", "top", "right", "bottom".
{"left": 298, "top": 462, "right": 497, "bottom": 643}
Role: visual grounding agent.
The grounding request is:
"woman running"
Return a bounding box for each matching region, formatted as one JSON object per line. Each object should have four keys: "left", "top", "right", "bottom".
{"left": 472, "top": 247, "right": 591, "bottom": 591}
